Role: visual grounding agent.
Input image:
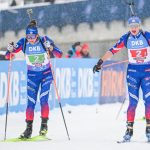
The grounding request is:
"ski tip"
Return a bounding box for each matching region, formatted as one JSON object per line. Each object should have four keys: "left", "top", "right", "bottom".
{"left": 117, "top": 140, "right": 130, "bottom": 144}
{"left": 117, "top": 141, "right": 123, "bottom": 144}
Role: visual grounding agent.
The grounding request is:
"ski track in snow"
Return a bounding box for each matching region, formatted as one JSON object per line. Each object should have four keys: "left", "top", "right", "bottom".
{"left": 0, "top": 101, "right": 149, "bottom": 150}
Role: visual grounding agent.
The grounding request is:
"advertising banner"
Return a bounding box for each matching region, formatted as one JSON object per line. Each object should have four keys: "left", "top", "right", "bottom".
{"left": 0, "top": 59, "right": 100, "bottom": 114}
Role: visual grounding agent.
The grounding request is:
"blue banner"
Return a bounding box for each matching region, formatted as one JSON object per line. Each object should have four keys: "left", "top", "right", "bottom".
{"left": 0, "top": 59, "right": 127, "bottom": 115}
{"left": 0, "top": 61, "right": 27, "bottom": 114}
{"left": 0, "top": 59, "right": 100, "bottom": 114}
{"left": 53, "top": 59, "right": 100, "bottom": 106}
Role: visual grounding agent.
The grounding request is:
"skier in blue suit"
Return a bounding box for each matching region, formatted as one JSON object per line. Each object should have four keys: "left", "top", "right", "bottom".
{"left": 6, "top": 20, "right": 63, "bottom": 139}
{"left": 93, "top": 16, "right": 150, "bottom": 142}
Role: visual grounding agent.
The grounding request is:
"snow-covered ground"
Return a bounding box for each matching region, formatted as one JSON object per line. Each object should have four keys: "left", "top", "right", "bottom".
{"left": 0, "top": 100, "right": 149, "bottom": 150}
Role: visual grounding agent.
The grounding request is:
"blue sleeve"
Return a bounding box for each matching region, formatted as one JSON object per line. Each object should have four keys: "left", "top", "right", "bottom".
{"left": 14, "top": 38, "right": 25, "bottom": 52}
{"left": 144, "top": 31, "right": 150, "bottom": 45}
{"left": 5, "top": 38, "right": 25, "bottom": 59}
{"left": 109, "top": 33, "right": 129, "bottom": 54}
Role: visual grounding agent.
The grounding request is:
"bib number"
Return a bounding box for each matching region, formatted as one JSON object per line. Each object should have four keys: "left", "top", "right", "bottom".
{"left": 28, "top": 54, "right": 45, "bottom": 64}
{"left": 130, "top": 48, "right": 148, "bottom": 63}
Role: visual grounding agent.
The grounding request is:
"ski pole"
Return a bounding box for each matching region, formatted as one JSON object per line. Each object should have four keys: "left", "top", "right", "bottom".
{"left": 4, "top": 53, "right": 12, "bottom": 140}
{"left": 49, "top": 61, "right": 70, "bottom": 140}
{"left": 44, "top": 39, "right": 70, "bottom": 140}
{"left": 27, "top": 8, "right": 33, "bottom": 21}
{"left": 116, "top": 97, "right": 126, "bottom": 120}
{"left": 125, "top": 0, "right": 136, "bottom": 16}
{"left": 128, "top": 1, "right": 135, "bottom": 16}
{"left": 102, "top": 59, "right": 128, "bottom": 68}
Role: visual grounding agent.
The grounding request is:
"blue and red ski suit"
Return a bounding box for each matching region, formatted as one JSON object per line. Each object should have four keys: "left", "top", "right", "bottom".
{"left": 6, "top": 36, "right": 62, "bottom": 121}
{"left": 109, "top": 30, "right": 150, "bottom": 122}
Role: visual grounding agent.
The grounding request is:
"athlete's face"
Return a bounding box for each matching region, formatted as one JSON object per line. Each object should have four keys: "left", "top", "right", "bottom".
{"left": 26, "top": 34, "right": 38, "bottom": 44}
{"left": 129, "top": 23, "right": 140, "bottom": 36}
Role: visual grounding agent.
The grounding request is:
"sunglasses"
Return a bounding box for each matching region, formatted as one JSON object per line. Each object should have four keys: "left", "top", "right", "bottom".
{"left": 26, "top": 34, "right": 37, "bottom": 39}
{"left": 129, "top": 24, "right": 140, "bottom": 29}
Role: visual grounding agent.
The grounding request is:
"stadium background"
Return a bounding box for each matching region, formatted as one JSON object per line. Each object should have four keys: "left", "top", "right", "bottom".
{"left": 1, "top": 0, "right": 150, "bottom": 59}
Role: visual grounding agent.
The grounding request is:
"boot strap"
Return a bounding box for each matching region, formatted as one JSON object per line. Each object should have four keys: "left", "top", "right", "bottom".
{"left": 146, "top": 124, "right": 150, "bottom": 127}
{"left": 127, "top": 126, "right": 133, "bottom": 130}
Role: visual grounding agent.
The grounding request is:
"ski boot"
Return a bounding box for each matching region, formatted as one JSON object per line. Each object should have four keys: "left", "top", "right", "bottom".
{"left": 39, "top": 118, "right": 48, "bottom": 136}
{"left": 123, "top": 122, "right": 134, "bottom": 142}
{"left": 20, "top": 120, "right": 33, "bottom": 139}
{"left": 146, "top": 119, "right": 150, "bottom": 142}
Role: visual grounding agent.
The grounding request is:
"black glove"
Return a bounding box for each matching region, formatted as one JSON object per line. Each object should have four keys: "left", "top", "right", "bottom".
{"left": 93, "top": 59, "right": 103, "bottom": 73}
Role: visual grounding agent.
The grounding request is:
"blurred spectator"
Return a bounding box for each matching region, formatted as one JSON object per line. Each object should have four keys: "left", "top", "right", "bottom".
{"left": 80, "top": 43, "right": 91, "bottom": 58}
{"left": 66, "top": 42, "right": 91, "bottom": 58}
{"left": 66, "top": 42, "right": 82, "bottom": 58}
